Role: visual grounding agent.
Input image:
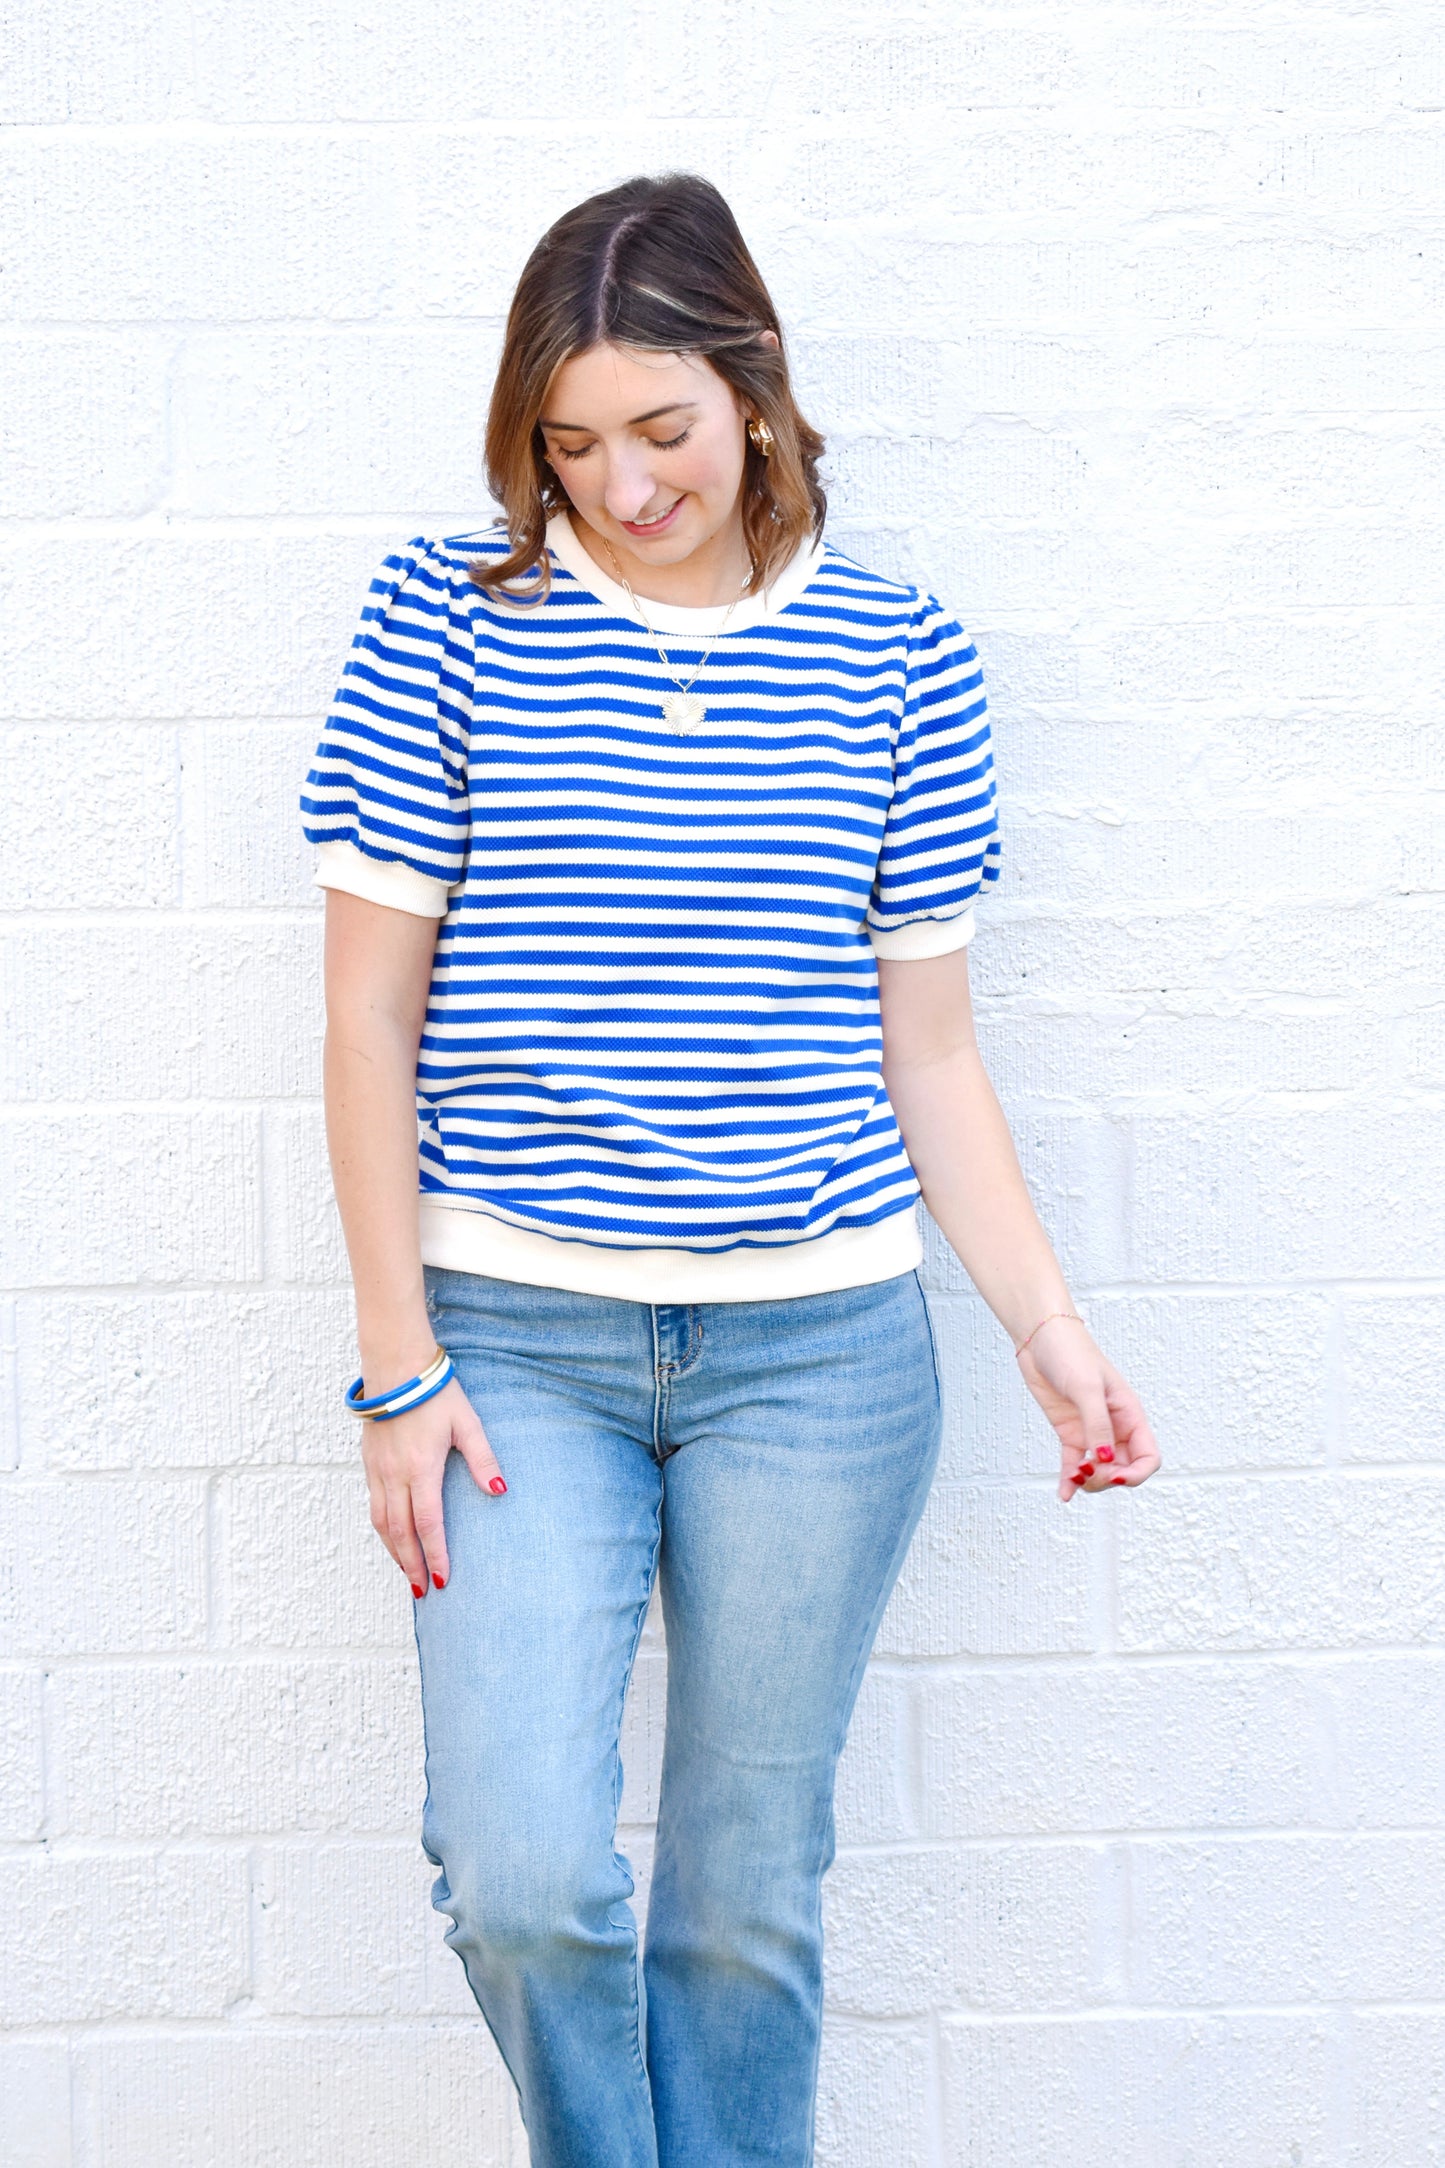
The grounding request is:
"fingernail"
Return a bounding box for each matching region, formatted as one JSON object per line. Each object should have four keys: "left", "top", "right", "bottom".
{"left": 1071, "top": 1469, "right": 1087, "bottom": 1483}
{"left": 1097, "top": 1444, "right": 1115, "bottom": 1463}
{"left": 410, "top": 1582, "right": 424, "bottom": 1599}
{"left": 432, "top": 1573, "right": 445, "bottom": 1591}
{"left": 1111, "top": 1475, "right": 1127, "bottom": 1486}
{"left": 489, "top": 1477, "right": 507, "bottom": 1496}
{"left": 1077, "top": 1463, "right": 1095, "bottom": 1479}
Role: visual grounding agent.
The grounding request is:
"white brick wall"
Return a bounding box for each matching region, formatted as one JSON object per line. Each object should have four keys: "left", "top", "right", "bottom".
{"left": 3, "top": 2, "right": 1442, "bottom": 2160}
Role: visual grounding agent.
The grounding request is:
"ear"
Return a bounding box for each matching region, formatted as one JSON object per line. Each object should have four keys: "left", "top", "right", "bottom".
{"left": 759, "top": 329, "right": 780, "bottom": 349}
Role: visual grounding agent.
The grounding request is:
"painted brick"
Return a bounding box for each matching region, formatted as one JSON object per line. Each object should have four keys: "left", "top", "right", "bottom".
{"left": 0, "top": 1849, "right": 248, "bottom": 2022}
{"left": 916, "top": 1660, "right": 1322, "bottom": 1839}
{"left": 0, "top": 137, "right": 404, "bottom": 323}
{"left": 968, "top": 900, "right": 1442, "bottom": 1006}
{"left": 919, "top": 1114, "right": 1127, "bottom": 1290}
{"left": 0, "top": 919, "right": 322, "bottom": 1103}
{"left": 823, "top": 1842, "right": 1106, "bottom": 2016}
{"left": 619, "top": 1648, "right": 668, "bottom": 1828}
{"left": 874, "top": 1483, "right": 1099, "bottom": 1659}
{"left": 221, "top": 1468, "right": 412, "bottom": 1649}
{"left": 1001, "top": 710, "right": 1445, "bottom": 813}
{"left": 0, "top": 1477, "right": 207, "bottom": 1658}
{"left": 265, "top": 1105, "right": 349, "bottom": 1285}
{"left": 0, "top": 1299, "right": 14, "bottom": 1475}
{"left": 183, "top": 722, "right": 332, "bottom": 909}
{"left": 0, "top": 3, "right": 186, "bottom": 125}
{"left": 17, "top": 1289, "right": 355, "bottom": 1471}
{"left": 1086, "top": 1293, "right": 1329, "bottom": 1473}
{"left": 0, "top": 333, "right": 169, "bottom": 518}
{"left": 975, "top": 1006, "right": 1374, "bottom": 1104}
{"left": 1130, "top": 1834, "right": 1445, "bottom": 2003}
{"left": 1125, "top": 1113, "right": 1445, "bottom": 1281}
{"left": 177, "top": 330, "right": 500, "bottom": 518}
{"left": 940, "top": 2013, "right": 1338, "bottom": 2167}
{"left": 834, "top": 1668, "right": 913, "bottom": 1848}
{"left": 813, "top": 2019, "right": 934, "bottom": 2168}
{"left": 1117, "top": 1473, "right": 1445, "bottom": 1652}
{"left": 1340, "top": 1295, "right": 1445, "bottom": 1461}
{"left": 48, "top": 1660, "right": 423, "bottom": 1838}
{"left": 0, "top": 2039, "right": 72, "bottom": 2168}
{"left": 0, "top": 1668, "right": 45, "bottom": 1838}
{"left": 0, "top": 728, "right": 179, "bottom": 910}
{"left": 1, "top": 1112, "right": 262, "bottom": 1289}
{"left": 1347, "top": 2012, "right": 1445, "bottom": 2168}
{"left": 1326, "top": 1655, "right": 1445, "bottom": 1829}
{"left": 916, "top": 1288, "right": 1058, "bottom": 1482}
{"left": 74, "top": 2028, "right": 525, "bottom": 2168}
{"left": 0, "top": 536, "right": 381, "bottom": 723}
{"left": 190, "top": 0, "right": 627, "bottom": 125}
{"left": 1009, "top": 812, "right": 1387, "bottom": 911}
{"left": 256, "top": 1840, "right": 473, "bottom": 2017}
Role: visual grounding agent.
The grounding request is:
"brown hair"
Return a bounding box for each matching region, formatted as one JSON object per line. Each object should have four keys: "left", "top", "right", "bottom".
{"left": 472, "top": 173, "right": 826, "bottom": 604}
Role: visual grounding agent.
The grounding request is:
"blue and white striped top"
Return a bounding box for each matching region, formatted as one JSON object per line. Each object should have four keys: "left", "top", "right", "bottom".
{"left": 301, "top": 511, "right": 1001, "bottom": 1301}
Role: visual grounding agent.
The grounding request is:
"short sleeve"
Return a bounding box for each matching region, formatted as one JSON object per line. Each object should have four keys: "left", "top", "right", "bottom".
{"left": 865, "top": 599, "right": 1001, "bottom": 960}
{"left": 300, "top": 538, "right": 474, "bottom": 918}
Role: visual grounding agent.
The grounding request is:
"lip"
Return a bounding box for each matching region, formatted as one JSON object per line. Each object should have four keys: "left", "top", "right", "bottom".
{"left": 619, "top": 497, "right": 684, "bottom": 539}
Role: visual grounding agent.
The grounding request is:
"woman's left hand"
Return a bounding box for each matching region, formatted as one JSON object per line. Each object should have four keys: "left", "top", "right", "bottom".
{"left": 1013, "top": 1316, "right": 1162, "bottom": 1502}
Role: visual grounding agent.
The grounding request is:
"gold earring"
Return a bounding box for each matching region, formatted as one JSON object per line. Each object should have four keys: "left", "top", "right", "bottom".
{"left": 747, "top": 417, "right": 774, "bottom": 458}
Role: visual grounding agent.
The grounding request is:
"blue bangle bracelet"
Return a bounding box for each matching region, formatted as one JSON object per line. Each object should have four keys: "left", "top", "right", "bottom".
{"left": 345, "top": 1347, "right": 455, "bottom": 1423}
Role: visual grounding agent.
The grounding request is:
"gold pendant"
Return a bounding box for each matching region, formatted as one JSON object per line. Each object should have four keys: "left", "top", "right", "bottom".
{"left": 661, "top": 692, "right": 707, "bottom": 734}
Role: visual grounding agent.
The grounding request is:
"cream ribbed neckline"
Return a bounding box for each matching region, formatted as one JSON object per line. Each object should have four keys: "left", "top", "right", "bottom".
{"left": 544, "top": 508, "right": 825, "bottom": 636}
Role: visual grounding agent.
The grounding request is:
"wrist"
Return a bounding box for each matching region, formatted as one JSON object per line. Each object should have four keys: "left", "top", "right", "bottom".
{"left": 1012, "top": 1305, "right": 1088, "bottom": 1359}
{"left": 357, "top": 1319, "right": 439, "bottom": 1394}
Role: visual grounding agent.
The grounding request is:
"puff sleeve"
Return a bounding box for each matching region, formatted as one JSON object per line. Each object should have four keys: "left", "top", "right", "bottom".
{"left": 865, "top": 598, "right": 1001, "bottom": 959}
{"left": 300, "top": 538, "right": 474, "bottom": 918}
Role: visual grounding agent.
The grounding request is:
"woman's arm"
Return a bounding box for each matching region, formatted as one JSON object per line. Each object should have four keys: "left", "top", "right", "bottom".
{"left": 324, "top": 889, "right": 506, "bottom": 1593}
{"left": 878, "top": 944, "right": 1160, "bottom": 1502}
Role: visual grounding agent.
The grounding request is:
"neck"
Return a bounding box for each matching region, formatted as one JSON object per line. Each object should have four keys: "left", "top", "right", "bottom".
{"left": 567, "top": 507, "right": 751, "bottom": 608}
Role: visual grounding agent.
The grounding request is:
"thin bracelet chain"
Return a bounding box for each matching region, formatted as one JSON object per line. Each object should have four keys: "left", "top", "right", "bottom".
{"left": 1014, "top": 1310, "right": 1087, "bottom": 1358}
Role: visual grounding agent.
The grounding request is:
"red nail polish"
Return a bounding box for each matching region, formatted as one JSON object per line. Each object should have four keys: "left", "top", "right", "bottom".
{"left": 1111, "top": 1476, "right": 1127, "bottom": 1486}
{"left": 432, "top": 1573, "right": 445, "bottom": 1591}
{"left": 410, "top": 1582, "right": 424, "bottom": 1598}
{"left": 489, "top": 1476, "right": 507, "bottom": 1496}
{"left": 1097, "top": 1444, "right": 1115, "bottom": 1463}
{"left": 1077, "top": 1463, "right": 1094, "bottom": 1479}
{"left": 1071, "top": 1469, "right": 1087, "bottom": 1483}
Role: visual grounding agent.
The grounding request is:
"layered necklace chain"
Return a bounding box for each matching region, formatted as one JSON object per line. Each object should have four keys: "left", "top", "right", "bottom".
{"left": 602, "top": 539, "right": 750, "bottom": 735}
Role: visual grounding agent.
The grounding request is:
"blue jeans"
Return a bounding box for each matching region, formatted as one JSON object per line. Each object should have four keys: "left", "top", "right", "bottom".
{"left": 414, "top": 1264, "right": 944, "bottom": 2168}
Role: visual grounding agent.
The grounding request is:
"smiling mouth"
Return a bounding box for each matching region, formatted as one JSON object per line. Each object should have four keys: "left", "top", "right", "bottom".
{"left": 621, "top": 498, "right": 683, "bottom": 533}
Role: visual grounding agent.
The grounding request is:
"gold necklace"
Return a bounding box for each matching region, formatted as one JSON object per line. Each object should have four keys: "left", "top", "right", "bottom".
{"left": 602, "top": 540, "right": 750, "bottom": 735}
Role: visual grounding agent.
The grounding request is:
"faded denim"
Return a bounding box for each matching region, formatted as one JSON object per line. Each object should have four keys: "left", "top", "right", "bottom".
{"left": 413, "top": 1263, "right": 944, "bottom": 2168}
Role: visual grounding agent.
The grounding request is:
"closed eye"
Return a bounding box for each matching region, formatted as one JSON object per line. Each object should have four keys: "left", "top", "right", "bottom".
{"left": 548, "top": 426, "right": 694, "bottom": 463}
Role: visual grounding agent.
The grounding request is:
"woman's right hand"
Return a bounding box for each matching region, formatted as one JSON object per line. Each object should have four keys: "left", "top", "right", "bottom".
{"left": 360, "top": 1377, "right": 507, "bottom": 1597}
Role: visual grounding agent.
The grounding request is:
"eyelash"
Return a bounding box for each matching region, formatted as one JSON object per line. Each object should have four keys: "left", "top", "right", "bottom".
{"left": 551, "top": 426, "right": 694, "bottom": 463}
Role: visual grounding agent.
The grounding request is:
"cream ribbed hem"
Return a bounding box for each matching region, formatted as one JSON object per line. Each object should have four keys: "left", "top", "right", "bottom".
{"left": 417, "top": 1199, "right": 923, "bottom": 1303}
{"left": 314, "top": 838, "right": 453, "bottom": 918}
{"left": 867, "top": 908, "right": 976, "bottom": 960}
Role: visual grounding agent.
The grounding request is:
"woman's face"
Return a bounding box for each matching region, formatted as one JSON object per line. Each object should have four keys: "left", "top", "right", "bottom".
{"left": 538, "top": 343, "right": 752, "bottom": 575}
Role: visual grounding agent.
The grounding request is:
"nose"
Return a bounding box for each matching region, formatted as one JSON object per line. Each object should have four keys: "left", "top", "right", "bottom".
{"left": 601, "top": 445, "right": 667, "bottom": 524}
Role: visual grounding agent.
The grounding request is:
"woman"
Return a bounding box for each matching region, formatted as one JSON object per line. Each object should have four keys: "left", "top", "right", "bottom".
{"left": 301, "top": 172, "right": 1159, "bottom": 2168}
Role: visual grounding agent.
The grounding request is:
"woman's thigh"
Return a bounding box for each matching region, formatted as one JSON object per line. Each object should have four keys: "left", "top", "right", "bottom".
{"left": 655, "top": 1269, "right": 943, "bottom": 1805}
{"left": 412, "top": 1268, "right": 664, "bottom": 1883}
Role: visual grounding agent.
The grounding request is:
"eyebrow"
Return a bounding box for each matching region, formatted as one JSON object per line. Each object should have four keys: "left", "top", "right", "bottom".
{"left": 538, "top": 401, "right": 700, "bottom": 431}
